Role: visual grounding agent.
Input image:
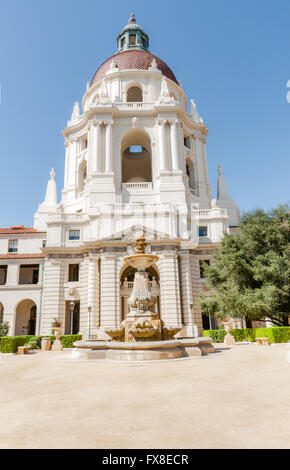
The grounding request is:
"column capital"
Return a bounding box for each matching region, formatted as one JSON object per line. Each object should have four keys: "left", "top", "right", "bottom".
{"left": 158, "top": 119, "right": 167, "bottom": 126}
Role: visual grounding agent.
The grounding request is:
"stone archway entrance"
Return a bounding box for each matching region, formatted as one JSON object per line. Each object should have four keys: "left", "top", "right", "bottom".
{"left": 120, "top": 265, "right": 160, "bottom": 321}
{"left": 15, "top": 299, "right": 37, "bottom": 336}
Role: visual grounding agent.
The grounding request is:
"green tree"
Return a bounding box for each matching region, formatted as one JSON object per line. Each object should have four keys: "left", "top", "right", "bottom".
{"left": 198, "top": 295, "right": 220, "bottom": 329}
{"left": 202, "top": 204, "right": 290, "bottom": 327}
{"left": 0, "top": 321, "right": 9, "bottom": 337}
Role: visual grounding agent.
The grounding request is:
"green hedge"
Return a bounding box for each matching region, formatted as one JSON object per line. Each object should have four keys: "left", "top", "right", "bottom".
{"left": 0, "top": 336, "right": 27, "bottom": 353}
{"left": 203, "top": 327, "right": 290, "bottom": 344}
{"left": 203, "top": 329, "right": 227, "bottom": 343}
{"left": 0, "top": 334, "right": 82, "bottom": 353}
{"left": 60, "top": 335, "right": 82, "bottom": 348}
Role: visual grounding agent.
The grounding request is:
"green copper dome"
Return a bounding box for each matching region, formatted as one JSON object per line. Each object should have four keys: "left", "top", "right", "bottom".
{"left": 117, "top": 13, "right": 149, "bottom": 52}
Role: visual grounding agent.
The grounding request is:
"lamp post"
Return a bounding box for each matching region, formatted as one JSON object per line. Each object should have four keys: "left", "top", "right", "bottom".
{"left": 208, "top": 305, "right": 212, "bottom": 330}
{"left": 69, "top": 301, "right": 75, "bottom": 335}
{"left": 189, "top": 302, "right": 194, "bottom": 337}
{"left": 88, "top": 305, "right": 92, "bottom": 340}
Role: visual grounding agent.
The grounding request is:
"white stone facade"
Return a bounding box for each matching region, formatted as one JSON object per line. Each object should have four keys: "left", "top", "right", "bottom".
{"left": 0, "top": 15, "right": 240, "bottom": 337}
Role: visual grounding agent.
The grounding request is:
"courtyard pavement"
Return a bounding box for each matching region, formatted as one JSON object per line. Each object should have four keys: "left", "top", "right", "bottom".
{"left": 0, "top": 343, "right": 289, "bottom": 449}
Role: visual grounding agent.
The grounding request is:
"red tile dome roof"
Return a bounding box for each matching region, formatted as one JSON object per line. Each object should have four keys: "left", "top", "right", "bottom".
{"left": 91, "top": 50, "right": 178, "bottom": 85}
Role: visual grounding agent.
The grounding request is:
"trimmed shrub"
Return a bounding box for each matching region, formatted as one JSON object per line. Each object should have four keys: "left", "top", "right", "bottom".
{"left": 231, "top": 328, "right": 256, "bottom": 342}
{"left": 0, "top": 334, "right": 83, "bottom": 353}
{"left": 203, "top": 326, "right": 290, "bottom": 344}
{"left": 0, "top": 336, "right": 27, "bottom": 353}
{"left": 27, "top": 336, "right": 42, "bottom": 350}
{"left": 0, "top": 335, "right": 53, "bottom": 353}
{"left": 60, "top": 334, "right": 82, "bottom": 348}
{"left": 203, "top": 329, "right": 226, "bottom": 343}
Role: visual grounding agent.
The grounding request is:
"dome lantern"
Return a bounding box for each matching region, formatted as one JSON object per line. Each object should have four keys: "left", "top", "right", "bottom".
{"left": 117, "top": 13, "right": 149, "bottom": 52}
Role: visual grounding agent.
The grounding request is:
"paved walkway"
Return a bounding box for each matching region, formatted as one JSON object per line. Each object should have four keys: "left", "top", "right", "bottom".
{"left": 0, "top": 344, "right": 289, "bottom": 449}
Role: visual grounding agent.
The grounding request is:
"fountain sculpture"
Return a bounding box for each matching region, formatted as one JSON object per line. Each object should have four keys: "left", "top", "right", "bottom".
{"left": 73, "top": 233, "right": 214, "bottom": 361}
{"left": 105, "top": 233, "right": 181, "bottom": 343}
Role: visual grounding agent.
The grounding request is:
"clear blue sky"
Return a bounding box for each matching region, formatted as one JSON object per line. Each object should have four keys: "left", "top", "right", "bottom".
{"left": 0, "top": 0, "right": 289, "bottom": 227}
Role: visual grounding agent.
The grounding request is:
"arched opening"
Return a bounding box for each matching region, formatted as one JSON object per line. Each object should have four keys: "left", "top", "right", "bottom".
{"left": 0, "top": 303, "right": 4, "bottom": 324}
{"left": 78, "top": 159, "right": 87, "bottom": 193}
{"left": 120, "top": 265, "right": 160, "bottom": 320}
{"left": 186, "top": 158, "right": 196, "bottom": 192}
{"left": 15, "top": 299, "right": 37, "bottom": 336}
{"left": 121, "top": 129, "right": 152, "bottom": 183}
{"left": 127, "top": 86, "right": 143, "bottom": 102}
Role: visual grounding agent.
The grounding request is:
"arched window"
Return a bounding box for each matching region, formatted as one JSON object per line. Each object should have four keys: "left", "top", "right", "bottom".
{"left": 78, "top": 160, "right": 87, "bottom": 193}
{"left": 127, "top": 86, "right": 143, "bottom": 102}
{"left": 186, "top": 158, "right": 196, "bottom": 192}
{"left": 121, "top": 129, "right": 152, "bottom": 183}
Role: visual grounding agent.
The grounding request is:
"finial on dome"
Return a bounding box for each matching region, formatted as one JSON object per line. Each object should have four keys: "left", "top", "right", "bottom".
{"left": 218, "top": 165, "right": 223, "bottom": 175}
{"left": 129, "top": 12, "right": 136, "bottom": 24}
{"left": 50, "top": 168, "right": 55, "bottom": 180}
{"left": 117, "top": 13, "right": 149, "bottom": 52}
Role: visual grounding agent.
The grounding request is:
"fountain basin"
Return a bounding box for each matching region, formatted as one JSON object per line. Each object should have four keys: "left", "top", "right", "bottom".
{"left": 123, "top": 254, "right": 159, "bottom": 270}
{"left": 72, "top": 337, "right": 214, "bottom": 361}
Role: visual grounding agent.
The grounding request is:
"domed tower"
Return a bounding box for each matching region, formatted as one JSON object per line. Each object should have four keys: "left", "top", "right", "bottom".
{"left": 49, "top": 12, "right": 215, "bottom": 217}
{"left": 34, "top": 15, "right": 239, "bottom": 339}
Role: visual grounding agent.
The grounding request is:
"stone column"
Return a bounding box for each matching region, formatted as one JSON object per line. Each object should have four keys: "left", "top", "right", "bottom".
{"left": 87, "top": 123, "right": 94, "bottom": 175}
{"left": 179, "top": 254, "right": 194, "bottom": 331}
{"left": 105, "top": 122, "right": 113, "bottom": 172}
{"left": 99, "top": 254, "right": 120, "bottom": 329}
{"left": 190, "top": 256, "right": 202, "bottom": 336}
{"left": 6, "top": 263, "right": 19, "bottom": 286}
{"left": 64, "top": 142, "right": 69, "bottom": 187}
{"left": 158, "top": 251, "right": 182, "bottom": 326}
{"left": 88, "top": 258, "right": 99, "bottom": 327}
{"left": 68, "top": 139, "right": 77, "bottom": 186}
{"left": 41, "top": 259, "right": 66, "bottom": 335}
{"left": 158, "top": 120, "right": 167, "bottom": 171}
{"left": 194, "top": 135, "right": 208, "bottom": 200}
{"left": 178, "top": 122, "right": 186, "bottom": 173}
{"left": 170, "top": 119, "right": 180, "bottom": 170}
{"left": 93, "top": 122, "right": 101, "bottom": 172}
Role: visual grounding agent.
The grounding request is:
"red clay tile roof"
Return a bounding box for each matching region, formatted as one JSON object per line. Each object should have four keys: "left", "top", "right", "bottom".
{"left": 0, "top": 254, "right": 45, "bottom": 259}
{"left": 0, "top": 226, "right": 45, "bottom": 234}
{"left": 91, "top": 49, "right": 178, "bottom": 85}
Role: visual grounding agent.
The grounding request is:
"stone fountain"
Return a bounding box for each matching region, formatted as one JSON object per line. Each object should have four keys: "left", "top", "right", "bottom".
{"left": 72, "top": 233, "right": 214, "bottom": 361}
{"left": 105, "top": 233, "right": 181, "bottom": 344}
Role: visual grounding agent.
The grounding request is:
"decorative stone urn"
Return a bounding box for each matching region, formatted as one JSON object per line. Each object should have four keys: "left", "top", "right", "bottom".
{"left": 223, "top": 321, "right": 236, "bottom": 346}
{"left": 105, "top": 232, "right": 181, "bottom": 342}
{"left": 41, "top": 337, "right": 51, "bottom": 351}
{"left": 52, "top": 327, "right": 63, "bottom": 351}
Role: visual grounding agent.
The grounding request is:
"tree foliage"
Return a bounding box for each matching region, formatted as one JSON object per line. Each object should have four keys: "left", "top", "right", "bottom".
{"left": 202, "top": 204, "right": 290, "bottom": 326}
{"left": 0, "top": 321, "right": 9, "bottom": 337}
